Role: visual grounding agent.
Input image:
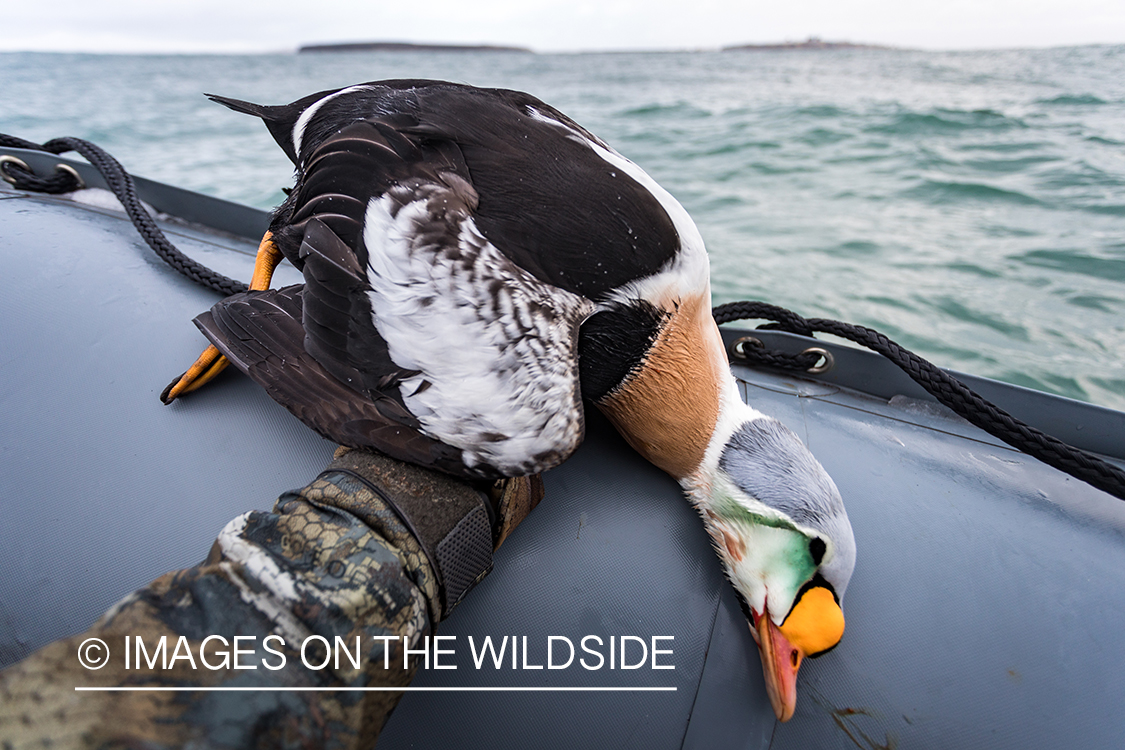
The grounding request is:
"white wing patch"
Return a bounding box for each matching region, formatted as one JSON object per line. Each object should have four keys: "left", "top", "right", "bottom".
{"left": 363, "top": 189, "right": 594, "bottom": 476}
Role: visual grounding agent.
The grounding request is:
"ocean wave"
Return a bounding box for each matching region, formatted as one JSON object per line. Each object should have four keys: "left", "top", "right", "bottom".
{"left": 961, "top": 155, "right": 1061, "bottom": 174}
{"left": 862, "top": 295, "right": 915, "bottom": 312}
{"left": 1090, "top": 377, "right": 1125, "bottom": 399}
{"left": 996, "top": 370, "right": 1091, "bottom": 404}
{"left": 617, "top": 101, "right": 710, "bottom": 119}
{"left": 792, "top": 104, "right": 848, "bottom": 118}
{"left": 943, "top": 262, "right": 1003, "bottom": 279}
{"left": 717, "top": 162, "right": 812, "bottom": 177}
{"left": 956, "top": 141, "right": 1053, "bottom": 154}
{"left": 868, "top": 108, "right": 1028, "bottom": 136}
{"left": 826, "top": 240, "right": 881, "bottom": 257}
{"left": 1079, "top": 204, "right": 1125, "bottom": 217}
{"left": 1017, "top": 249, "right": 1125, "bottom": 281}
{"left": 700, "top": 140, "right": 782, "bottom": 157}
{"left": 1036, "top": 162, "right": 1125, "bottom": 189}
{"left": 931, "top": 297, "right": 1030, "bottom": 341}
{"left": 1067, "top": 294, "right": 1121, "bottom": 313}
{"left": 1086, "top": 135, "right": 1124, "bottom": 146}
{"left": 902, "top": 180, "right": 1042, "bottom": 206}
{"left": 794, "top": 127, "right": 851, "bottom": 146}
{"left": 1036, "top": 94, "right": 1108, "bottom": 106}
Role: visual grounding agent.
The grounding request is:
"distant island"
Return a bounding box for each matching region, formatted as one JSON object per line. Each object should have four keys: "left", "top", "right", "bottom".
{"left": 723, "top": 37, "right": 895, "bottom": 52}
{"left": 295, "top": 37, "right": 895, "bottom": 55}
{"left": 298, "top": 41, "right": 532, "bottom": 54}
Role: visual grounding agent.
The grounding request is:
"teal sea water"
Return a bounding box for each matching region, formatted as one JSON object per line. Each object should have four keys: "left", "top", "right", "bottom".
{"left": 3, "top": 46, "right": 1124, "bottom": 411}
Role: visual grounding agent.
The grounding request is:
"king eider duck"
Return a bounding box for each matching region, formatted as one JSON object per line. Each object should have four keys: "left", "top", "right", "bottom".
{"left": 162, "top": 80, "right": 856, "bottom": 721}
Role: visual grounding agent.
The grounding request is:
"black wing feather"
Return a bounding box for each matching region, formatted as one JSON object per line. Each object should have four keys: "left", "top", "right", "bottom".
{"left": 296, "top": 217, "right": 409, "bottom": 400}
{"left": 195, "top": 286, "right": 474, "bottom": 477}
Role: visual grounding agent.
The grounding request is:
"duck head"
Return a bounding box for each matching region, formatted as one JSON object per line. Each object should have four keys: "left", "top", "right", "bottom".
{"left": 698, "top": 412, "right": 855, "bottom": 721}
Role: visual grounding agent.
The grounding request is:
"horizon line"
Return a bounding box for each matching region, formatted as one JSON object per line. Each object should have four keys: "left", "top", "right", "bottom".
{"left": 2, "top": 39, "right": 1123, "bottom": 57}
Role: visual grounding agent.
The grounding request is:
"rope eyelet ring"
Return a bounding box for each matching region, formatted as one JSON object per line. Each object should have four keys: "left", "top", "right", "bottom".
{"left": 0, "top": 155, "right": 31, "bottom": 185}
{"left": 54, "top": 163, "right": 85, "bottom": 190}
{"left": 731, "top": 336, "right": 764, "bottom": 359}
{"left": 801, "top": 347, "right": 834, "bottom": 374}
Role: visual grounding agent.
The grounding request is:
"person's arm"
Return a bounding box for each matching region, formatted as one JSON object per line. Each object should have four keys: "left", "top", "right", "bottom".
{"left": 0, "top": 448, "right": 541, "bottom": 749}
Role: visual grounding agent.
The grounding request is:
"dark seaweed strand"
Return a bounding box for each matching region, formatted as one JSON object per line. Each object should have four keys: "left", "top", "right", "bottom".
{"left": 0, "top": 134, "right": 248, "bottom": 296}
{"left": 713, "top": 300, "right": 1125, "bottom": 502}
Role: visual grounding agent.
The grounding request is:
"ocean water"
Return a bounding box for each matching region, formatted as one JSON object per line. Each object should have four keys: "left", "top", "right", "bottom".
{"left": 2, "top": 47, "right": 1124, "bottom": 411}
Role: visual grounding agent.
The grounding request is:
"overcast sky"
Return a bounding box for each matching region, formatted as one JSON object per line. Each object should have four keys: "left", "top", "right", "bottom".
{"left": 2, "top": 0, "right": 1124, "bottom": 54}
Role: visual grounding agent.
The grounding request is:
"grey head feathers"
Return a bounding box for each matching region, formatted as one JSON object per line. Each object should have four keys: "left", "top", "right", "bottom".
{"left": 719, "top": 418, "right": 856, "bottom": 598}
{"left": 719, "top": 419, "right": 840, "bottom": 527}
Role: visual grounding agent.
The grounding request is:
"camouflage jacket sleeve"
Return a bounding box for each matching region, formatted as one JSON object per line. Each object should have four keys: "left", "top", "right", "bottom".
{"left": 0, "top": 449, "right": 539, "bottom": 749}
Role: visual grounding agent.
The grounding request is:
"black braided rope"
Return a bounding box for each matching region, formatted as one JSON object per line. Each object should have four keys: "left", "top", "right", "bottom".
{"left": 0, "top": 142, "right": 79, "bottom": 193}
{"left": 1, "top": 134, "right": 248, "bottom": 296}
{"left": 714, "top": 301, "right": 1125, "bottom": 501}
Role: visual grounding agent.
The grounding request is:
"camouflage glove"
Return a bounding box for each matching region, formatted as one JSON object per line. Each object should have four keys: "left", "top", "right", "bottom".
{"left": 0, "top": 449, "right": 542, "bottom": 750}
{"left": 325, "top": 447, "right": 544, "bottom": 621}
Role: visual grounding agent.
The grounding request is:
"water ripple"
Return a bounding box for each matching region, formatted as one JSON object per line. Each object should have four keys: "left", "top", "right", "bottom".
{"left": 1018, "top": 249, "right": 1125, "bottom": 281}
{"left": 1037, "top": 94, "right": 1108, "bottom": 106}
{"left": 869, "top": 108, "right": 1028, "bottom": 136}
{"left": 903, "top": 180, "right": 1043, "bottom": 206}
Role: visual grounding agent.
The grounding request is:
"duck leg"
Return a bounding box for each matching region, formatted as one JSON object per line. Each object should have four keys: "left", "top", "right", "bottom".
{"left": 246, "top": 230, "right": 285, "bottom": 293}
{"left": 160, "top": 231, "right": 283, "bottom": 404}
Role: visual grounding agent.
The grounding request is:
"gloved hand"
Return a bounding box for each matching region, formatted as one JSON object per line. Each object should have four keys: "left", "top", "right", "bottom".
{"left": 0, "top": 448, "right": 543, "bottom": 749}
{"left": 323, "top": 446, "right": 543, "bottom": 621}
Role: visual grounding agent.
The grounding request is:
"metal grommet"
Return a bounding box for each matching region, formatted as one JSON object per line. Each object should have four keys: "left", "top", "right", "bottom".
{"left": 0, "top": 155, "right": 31, "bottom": 185}
{"left": 54, "top": 163, "right": 85, "bottom": 190}
{"left": 801, "top": 347, "right": 835, "bottom": 374}
{"left": 731, "top": 336, "right": 764, "bottom": 359}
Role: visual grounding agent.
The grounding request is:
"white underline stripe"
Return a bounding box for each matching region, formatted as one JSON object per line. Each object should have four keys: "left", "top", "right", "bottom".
{"left": 75, "top": 686, "right": 676, "bottom": 692}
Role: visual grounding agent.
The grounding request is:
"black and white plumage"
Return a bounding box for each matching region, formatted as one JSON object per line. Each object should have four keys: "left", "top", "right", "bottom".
{"left": 200, "top": 80, "right": 706, "bottom": 478}
{"left": 194, "top": 80, "right": 855, "bottom": 721}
